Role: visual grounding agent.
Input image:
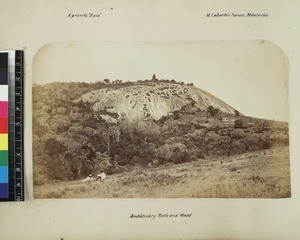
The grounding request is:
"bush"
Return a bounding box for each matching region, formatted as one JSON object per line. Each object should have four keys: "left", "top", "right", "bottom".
{"left": 156, "top": 142, "right": 192, "bottom": 164}
{"left": 234, "top": 119, "right": 244, "bottom": 128}
{"left": 196, "top": 151, "right": 205, "bottom": 159}
{"left": 172, "top": 149, "right": 191, "bottom": 164}
{"left": 231, "top": 129, "right": 245, "bottom": 139}
{"left": 262, "top": 137, "right": 272, "bottom": 149}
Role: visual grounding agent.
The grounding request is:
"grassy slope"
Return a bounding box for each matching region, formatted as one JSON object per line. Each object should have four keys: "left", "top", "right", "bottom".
{"left": 34, "top": 145, "right": 290, "bottom": 198}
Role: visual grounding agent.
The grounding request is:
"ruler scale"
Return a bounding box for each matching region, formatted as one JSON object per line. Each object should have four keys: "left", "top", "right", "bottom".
{"left": 14, "top": 50, "right": 24, "bottom": 201}
{"left": 0, "top": 50, "right": 24, "bottom": 202}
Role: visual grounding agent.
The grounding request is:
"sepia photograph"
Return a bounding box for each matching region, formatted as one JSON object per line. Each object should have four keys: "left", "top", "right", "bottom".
{"left": 32, "top": 41, "right": 290, "bottom": 198}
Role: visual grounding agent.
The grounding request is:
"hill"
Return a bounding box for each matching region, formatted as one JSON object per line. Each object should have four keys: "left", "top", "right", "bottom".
{"left": 32, "top": 79, "right": 289, "bottom": 186}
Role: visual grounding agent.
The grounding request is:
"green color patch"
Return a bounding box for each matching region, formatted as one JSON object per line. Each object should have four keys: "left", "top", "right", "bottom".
{"left": 0, "top": 150, "right": 8, "bottom": 166}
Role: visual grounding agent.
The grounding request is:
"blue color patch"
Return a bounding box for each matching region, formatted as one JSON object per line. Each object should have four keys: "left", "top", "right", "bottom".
{"left": 0, "top": 166, "right": 8, "bottom": 183}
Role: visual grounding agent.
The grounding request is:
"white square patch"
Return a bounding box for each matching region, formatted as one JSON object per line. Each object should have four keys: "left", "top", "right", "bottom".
{"left": 0, "top": 85, "right": 8, "bottom": 101}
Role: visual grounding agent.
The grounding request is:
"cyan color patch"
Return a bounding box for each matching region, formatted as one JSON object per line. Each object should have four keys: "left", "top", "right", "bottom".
{"left": 0, "top": 166, "right": 8, "bottom": 183}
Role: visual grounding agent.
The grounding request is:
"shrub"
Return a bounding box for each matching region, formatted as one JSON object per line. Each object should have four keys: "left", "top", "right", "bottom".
{"left": 156, "top": 142, "right": 192, "bottom": 164}
{"left": 196, "top": 151, "right": 205, "bottom": 159}
{"left": 234, "top": 119, "right": 244, "bottom": 128}
{"left": 231, "top": 141, "right": 246, "bottom": 154}
{"left": 172, "top": 149, "right": 191, "bottom": 164}
{"left": 262, "top": 137, "right": 272, "bottom": 149}
{"left": 231, "top": 129, "right": 245, "bottom": 139}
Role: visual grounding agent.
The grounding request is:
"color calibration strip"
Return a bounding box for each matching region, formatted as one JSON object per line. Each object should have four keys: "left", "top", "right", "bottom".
{"left": 0, "top": 50, "right": 24, "bottom": 201}
{"left": 0, "top": 53, "right": 9, "bottom": 199}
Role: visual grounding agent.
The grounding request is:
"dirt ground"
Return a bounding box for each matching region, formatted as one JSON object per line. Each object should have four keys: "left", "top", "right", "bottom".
{"left": 34, "top": 145, "right": 290, "bottom": 198}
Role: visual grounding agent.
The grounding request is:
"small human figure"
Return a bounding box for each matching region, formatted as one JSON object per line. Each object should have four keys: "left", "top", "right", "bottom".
{"left": 96, "top": 170, "right": 106, "bottom": 181}
{"left": 82, "top": 174, "right": 93, "bottom": 182}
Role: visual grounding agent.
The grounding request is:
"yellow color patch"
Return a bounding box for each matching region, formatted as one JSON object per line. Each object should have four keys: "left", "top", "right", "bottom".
{"left": 0, "top": 134, "right": 8, "bottom": 150}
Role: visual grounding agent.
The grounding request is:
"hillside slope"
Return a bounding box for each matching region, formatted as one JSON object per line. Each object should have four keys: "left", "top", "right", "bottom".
{"left": 34, "top": 145, "right": 290, "bottom": 198}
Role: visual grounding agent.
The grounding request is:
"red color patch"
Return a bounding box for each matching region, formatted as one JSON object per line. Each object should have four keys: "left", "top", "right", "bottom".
{"left": 0, "top": 118, "right": 8, "bottom": 133}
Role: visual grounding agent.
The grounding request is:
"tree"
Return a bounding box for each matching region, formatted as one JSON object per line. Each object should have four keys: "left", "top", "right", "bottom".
{"left": 44, "top": 138, "right": 66, "bottom": 155}
{"left": 152, "top": 74, "right": 158, "bottom": 81}
{"left": 207, "top": 106, "right": 219, "bottom": 116}
{"left": 104, "top": 79, "right": 110, "bottom": 84}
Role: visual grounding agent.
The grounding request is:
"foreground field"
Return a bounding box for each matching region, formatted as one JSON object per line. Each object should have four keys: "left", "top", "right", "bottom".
{"left": 34, "top": 146, "right": 290, "bottom": 198}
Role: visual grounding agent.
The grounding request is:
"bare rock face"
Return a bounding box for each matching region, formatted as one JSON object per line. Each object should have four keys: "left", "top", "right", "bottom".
{"left": 75, "top": 82, "right": 237, "bottom": 122}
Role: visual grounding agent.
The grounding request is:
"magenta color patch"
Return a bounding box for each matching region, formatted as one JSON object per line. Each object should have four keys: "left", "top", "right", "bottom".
{"left": 0, "top": 101, "right": 8, "bottom": 118}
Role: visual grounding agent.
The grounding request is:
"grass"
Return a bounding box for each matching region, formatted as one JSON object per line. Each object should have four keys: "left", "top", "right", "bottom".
{"left": 34, "top": 145, "right": 290, "bottom": 199}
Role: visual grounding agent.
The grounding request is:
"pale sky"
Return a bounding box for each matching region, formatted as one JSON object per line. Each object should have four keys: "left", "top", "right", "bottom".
{"left": 33, "top": 41, "right": 288, "bottom": 122}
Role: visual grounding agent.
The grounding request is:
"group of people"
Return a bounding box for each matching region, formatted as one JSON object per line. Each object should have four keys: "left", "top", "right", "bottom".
{"left": 81, "top": 170, "right": 106, "bottom": 183}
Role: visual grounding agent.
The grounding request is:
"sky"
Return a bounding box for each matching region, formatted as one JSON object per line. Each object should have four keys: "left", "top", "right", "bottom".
{"left": 33, "top": 41, "right": 289, "bottom": 122}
